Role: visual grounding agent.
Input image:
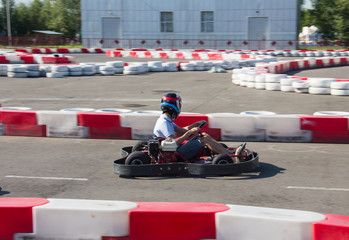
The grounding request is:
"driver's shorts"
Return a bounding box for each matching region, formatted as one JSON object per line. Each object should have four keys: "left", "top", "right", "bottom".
{"left": 177, "top": 135, "right": 202, "bottom": 160}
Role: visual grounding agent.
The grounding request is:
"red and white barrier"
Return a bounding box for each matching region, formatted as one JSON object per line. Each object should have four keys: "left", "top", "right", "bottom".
{"left": 2, "top": 198, "right": 349, "bottom": 240}
{"left": 1, "top": 110, "right": 349, "bottom": 143}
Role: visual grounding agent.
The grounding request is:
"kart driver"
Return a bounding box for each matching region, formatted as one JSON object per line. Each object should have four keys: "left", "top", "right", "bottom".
{"left": 153, "top": 92, "right": 238, "bottom": 162}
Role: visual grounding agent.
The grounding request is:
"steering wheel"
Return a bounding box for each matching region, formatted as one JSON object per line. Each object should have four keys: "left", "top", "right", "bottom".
{"left": 198, "top": 120, "right": 207, "bottom": 136}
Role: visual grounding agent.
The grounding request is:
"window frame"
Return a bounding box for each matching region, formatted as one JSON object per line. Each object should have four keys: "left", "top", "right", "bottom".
{"left": 160, "top": 11, "right": 174, "bottom": 33}
{"left": 201, "top": 11, "right": 214, "bottom": 33}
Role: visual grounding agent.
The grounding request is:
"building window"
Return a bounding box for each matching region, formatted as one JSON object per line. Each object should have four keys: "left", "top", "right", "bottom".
{"left": 201, "top": 11, "right": 214, "bottom": 32}
{"left": 161, "top": 12, "right": 173, "bottom": 32}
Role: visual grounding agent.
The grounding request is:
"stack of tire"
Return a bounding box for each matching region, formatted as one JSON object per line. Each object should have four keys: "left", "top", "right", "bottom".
{"left": 245, "top": 71, "right": 258, "bottom": 88}
{"left": 47, "top": 65, "right": 69, "bottom": 78}
{"left": 164, "top": 62, "right": 178, "bottom": 72}
{"left": 68, "top": 65, "right": 82, "bottom": 76}
{"left": 292, "top": 81, "right": 309, "bottom": 93}
{"left": 0, "top": 65, "right": 7, "bottom": 76}
{"left": 255, "top": 74, "right": 266, "bottom": 90}
{"left": 204, "top": 61, "right": 213, "bottom": 70}
{"left": 133, "top": 63, "right": 149, "bottom": 73}
{"left": 180, "top": 62, "right": 194, "bottom": 71}
{"left": 148, "top": 61, "right": 164, "bottom": 72}
{"left": 265, "top": 74, "right": 287, "bottom": 91}
{"left": 99, "top": 66, "right": 115, "bottom": 76}
{"left": 39, "top": 65, "right": 51, "bottom": 77}
{"left": 308, "top": 78, "right": 336, "bottom": 95}
{"left": 330, "top": 81, "right": 349, "bottom": 96}
{"left": 123, "top": 65, "right": 139, "bottom": 75}
{"left": 216, "top": 60, "right": 235, "bottom": 70}
{"left": 26, "top": 65, "right": 40, "bottom": 77}
{"left": 192, "top": 61, "right": 205, "bottom": 71}
{"left": 81, "top": 64, "right": 96, "bottom": 76}
{"left": 7, "top": 65, "right": 28, "bottom": 78}
{"left": 106, "top": 61, "right": 124, "bottom": 74}
{"left": 231, "top": 69, "right": 243, "bottom": 85}
{"left": 280, "top": 78, "right": 301, "bottom": 92}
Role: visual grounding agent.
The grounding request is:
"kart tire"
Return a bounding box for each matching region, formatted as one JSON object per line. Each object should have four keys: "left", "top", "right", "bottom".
{"left": 132, "top": 140, "right": 149, "bottom": 152}
{"left": 125, "top": 151, "right": 151, "bottom": 165}
{"left": 212, "top": 154, "right": 234, "bottom": 165}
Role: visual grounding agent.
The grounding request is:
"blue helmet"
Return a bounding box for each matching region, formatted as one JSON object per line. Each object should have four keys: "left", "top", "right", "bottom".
{"left": 161, "top": 93, "right": 182, "bottom": 119}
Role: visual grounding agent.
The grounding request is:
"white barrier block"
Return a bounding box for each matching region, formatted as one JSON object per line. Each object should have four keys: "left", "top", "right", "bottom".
{"left": 255, "top": 115, "right": 312, "bottom": 142}
{"left": 16, "top": 199, "right": 138, "bottom": 240}
{"left": 36, "top": 111, "right": 88, "bottom": 138}
{"left": 216, "top": 204, "right": 325, "bottom": 240}
{"left": 120, "top": 112, "right": 160, "bottom": 139}
{"left": 207, "top": 113, "right": 265, "bottom": 141}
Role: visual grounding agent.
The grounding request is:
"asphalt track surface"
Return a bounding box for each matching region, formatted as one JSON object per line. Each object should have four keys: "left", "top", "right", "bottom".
{"left": 1, "top": 53, "right": 349, "bottom": 216}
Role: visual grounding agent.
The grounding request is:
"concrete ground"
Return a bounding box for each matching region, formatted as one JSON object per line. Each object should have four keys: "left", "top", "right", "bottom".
{"left": 0, "top": 54, "right": 348, "bottom": 215}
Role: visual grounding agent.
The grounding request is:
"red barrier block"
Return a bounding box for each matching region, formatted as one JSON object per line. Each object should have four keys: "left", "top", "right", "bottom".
{"left": 6, "top": 125, "right": 46, "bottom": 137}
{"left": 0, "top": 198, "right": 49, "bottom": 240}
{"left": 41, "top": 57, "right": 70, "bottom": 64}
{"left": 0, "top": 56, "right": 9, "bottom": 64}
{"left": 159, "top": 52, "right": 169, "bottom": 59}
{"left": 289, "top": 61, "right": 299, "bottom": 71}
{"left": 57, "top": 48, "right": 69, "bottom": 53}
{"left": 15, "top": 49, "right": 27, "bottom": 53}
{"left": 81, "top": 48, "right": 90, "bottom": 53}
{"left": 20, "top": 55, "right": 35, "bottom": 64}
{"left": 314, "top": 214, "right": 349, "bottom": 240}
{"left": 144, "top": 52, "right": 152, "bottom": 58}
{"left": 176, "top": 53, "right": 185, "bottom": 59}
{"left": 0, "top": 110, "right": 38, "bottom": 126}
{"left": 129, "top": 52, "right": 138, "bottom": 58}
{"left": 299, "top": 115, "right": 349, "bottom": 143}
{"left": 77, "top": 112, "right": 131, "bottom": 139}
{"left": 316, "top": 59, "right": 324, "bottom": 68}
{"left": 44, "top": 48, "right": 52, "bottom": 54}
{"left": 129, "top": 202, "right": 229, "bottom": 240}
{"left": 340, "top": 58, "right": 347, "bottom": 65}
{"left": 113, "top": 51, "right": 123, "bottom": 57}
{"left": 0, "top": 110, "right": 46, "bottom": 137}
{"left": 191, "top": 53, "right": 201, "bottom": 60}
{"left": 31, "top": 48, "right": 41, "bottom": 54}
{"left": 95, "top": 48, "right": 104, "bottom": 53}
{"left": 174, "top": 114, "right": 221, "bottom": 140}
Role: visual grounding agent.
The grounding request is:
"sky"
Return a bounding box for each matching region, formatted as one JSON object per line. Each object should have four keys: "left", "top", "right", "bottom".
{"left": 14, "top": 0, "right": 313, "bottom": 9}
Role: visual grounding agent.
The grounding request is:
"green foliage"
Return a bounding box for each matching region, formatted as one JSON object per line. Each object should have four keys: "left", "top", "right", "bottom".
{"left": 301, "top": 0, "right": 349, "bottom": 42}
{"left": 0, "top": 0, "right": 80, "bottom": 37}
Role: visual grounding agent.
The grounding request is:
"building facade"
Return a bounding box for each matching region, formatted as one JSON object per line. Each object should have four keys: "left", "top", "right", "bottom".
{"left": 81, "top": 0, "right": 299, "bottom": 50}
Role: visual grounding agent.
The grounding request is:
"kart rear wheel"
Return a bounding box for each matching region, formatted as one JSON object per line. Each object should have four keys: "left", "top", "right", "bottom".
{"left": 212, "top": 154, "right": 234, "bottom": 165}
{"left": 132, "top": 140, "right": 148, "bottom": 152}
{"left": 125, "top": 151, "right": 151, "bottom": 165}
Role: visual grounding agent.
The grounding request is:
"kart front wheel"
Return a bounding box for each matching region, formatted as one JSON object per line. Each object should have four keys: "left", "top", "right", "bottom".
{"left": 132, "top": 140, "right": 148, "bottom": 152}
{"left": 125, "top": 151, "right": 151, "bottom": 165}
{"left": 212, "top": 154, "right": 234, "bottom": 165}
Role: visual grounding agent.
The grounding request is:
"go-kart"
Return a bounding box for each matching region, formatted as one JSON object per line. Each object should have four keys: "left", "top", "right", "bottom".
{"left": 114, "top": 121, "right": 259, "bottom": 177}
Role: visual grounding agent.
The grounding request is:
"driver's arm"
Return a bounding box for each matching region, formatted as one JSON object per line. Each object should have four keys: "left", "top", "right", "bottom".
{"left": 176, "top": 120, "right": 206, "bottom": 134}
{"left": 168, "top": 127, "right": 201, "bottom": 145}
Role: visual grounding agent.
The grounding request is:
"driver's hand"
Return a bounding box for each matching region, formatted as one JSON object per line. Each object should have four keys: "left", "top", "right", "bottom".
{"left": 189, "top": 127, "right": 201, "bottom": 135}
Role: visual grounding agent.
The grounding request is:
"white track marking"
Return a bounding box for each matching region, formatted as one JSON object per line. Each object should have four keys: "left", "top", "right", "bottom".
{"left": 5, "top": 175, "right": 88, "bottom": 181}
{"left": 287, "top": 186, "right": 349, "bottom": 192}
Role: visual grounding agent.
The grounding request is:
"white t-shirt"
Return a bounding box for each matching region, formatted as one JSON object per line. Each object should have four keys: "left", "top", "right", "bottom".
{"left": 153, "top": 114, "right": 177, "bottom": 139}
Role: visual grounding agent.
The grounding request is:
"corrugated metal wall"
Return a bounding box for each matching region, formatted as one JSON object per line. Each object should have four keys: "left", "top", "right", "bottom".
{"left": 81, "top": 0, "right": 298, "bottom": 50}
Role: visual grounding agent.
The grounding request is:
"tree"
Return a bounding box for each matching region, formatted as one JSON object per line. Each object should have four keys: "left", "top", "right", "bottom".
{"left": 48, "top": 0, "right": 80, "bottom": 36}
{"left": 0, "top": 0, "right": 15, "bottom": 35}
{"left": 336, "top": 0, "right": 349, "bottom": 44}
{"left": 310, "top": 0, "right": 337, "bottom": 40}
